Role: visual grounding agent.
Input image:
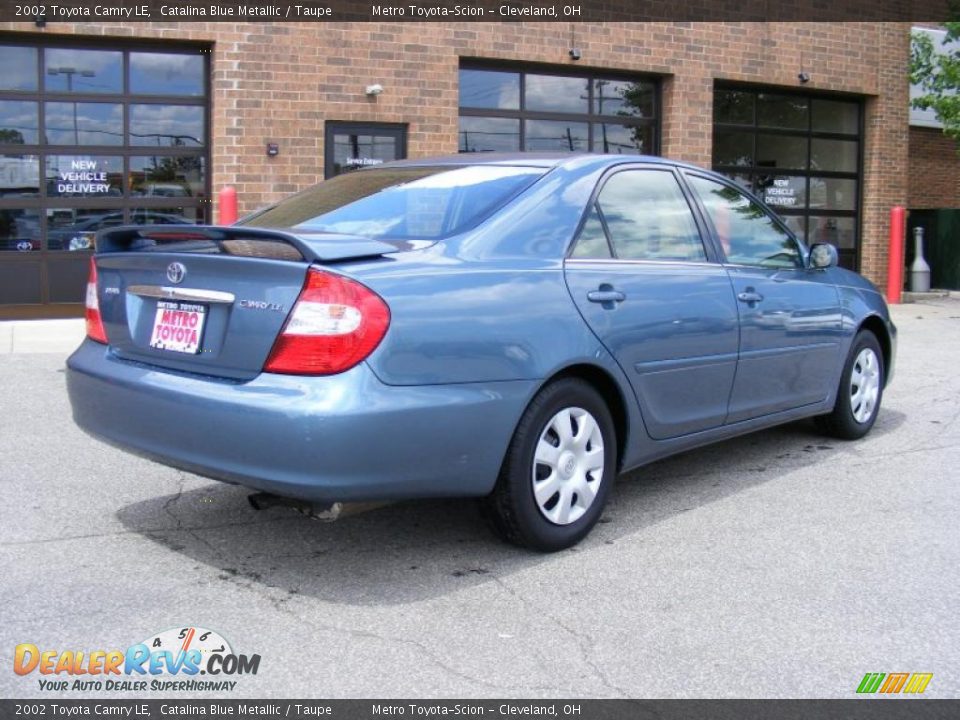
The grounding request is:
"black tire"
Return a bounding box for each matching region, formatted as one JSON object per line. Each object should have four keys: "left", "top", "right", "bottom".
{"left": 815, "top": 329, "right": 884, "bottom": 440}
{"left": 482, "top": 378, "right": 616, "bottom": 552}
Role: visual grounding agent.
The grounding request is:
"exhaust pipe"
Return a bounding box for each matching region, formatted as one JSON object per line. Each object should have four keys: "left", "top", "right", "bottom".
{"left": 247, "top": 492, "right": 342, "bottom": 521}
{"left": 248, "top": 493, "right": 388, "bottom": 522}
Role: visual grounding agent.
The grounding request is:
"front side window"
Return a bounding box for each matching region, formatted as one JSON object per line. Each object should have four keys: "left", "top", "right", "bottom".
{"left": 241, "top": 165, "right": 545, "bottom": 240}
{"left": 689, "top": 175, "right": 801, "bottom": 268}
{"left": 583, "top": 170, "right": 705, "bottom": 262}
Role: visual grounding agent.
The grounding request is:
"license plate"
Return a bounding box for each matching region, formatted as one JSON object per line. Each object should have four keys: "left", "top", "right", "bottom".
{"left": 149, "top": 300, "right": 207, "bottom": 354}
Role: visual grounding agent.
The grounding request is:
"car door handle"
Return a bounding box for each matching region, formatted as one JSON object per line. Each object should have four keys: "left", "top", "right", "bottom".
{"left": 737, "top": 290, "right": 764, "bottom": 304}
{"left": 587, "top": 289, "right": 625, "bottom": 304}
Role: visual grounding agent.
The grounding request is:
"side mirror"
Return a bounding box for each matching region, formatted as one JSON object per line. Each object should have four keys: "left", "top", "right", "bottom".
{"left": 809, "top": 242, "right": 839, "bottom": 269}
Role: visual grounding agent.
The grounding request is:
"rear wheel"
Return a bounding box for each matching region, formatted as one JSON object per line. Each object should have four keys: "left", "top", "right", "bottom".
{"left": 483, "top": 378, "right": 616, "bottom": 552}
{"left": 816, "top": 329, "right": 884, "bottom": 440}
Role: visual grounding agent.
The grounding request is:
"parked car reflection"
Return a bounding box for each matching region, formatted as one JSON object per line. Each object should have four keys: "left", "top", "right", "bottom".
{"left": 48, "top": 210, "right": 194, "bottom": 251}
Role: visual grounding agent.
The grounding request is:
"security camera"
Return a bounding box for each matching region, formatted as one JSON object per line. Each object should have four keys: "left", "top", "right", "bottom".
{"left": 365, "top": 84, "right": 384, "bottom": 96}
{"left": 569, "top": 48, "right": 582, "bottom": 61}
{"left": 798, "top": 72, "right": 810, "bottom": 84}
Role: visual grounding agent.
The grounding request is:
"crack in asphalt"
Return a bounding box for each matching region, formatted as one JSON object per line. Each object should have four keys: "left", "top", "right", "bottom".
{"left": 151, "top": 481, "right": 573, "bottom": 696}
{"left": 490, "top": 574, "right": 632, "bottom": 698}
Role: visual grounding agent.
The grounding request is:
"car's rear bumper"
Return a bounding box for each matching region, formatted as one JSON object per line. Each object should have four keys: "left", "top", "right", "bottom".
{"left": 66, "top": 339, "right": 534, "bottom": 501}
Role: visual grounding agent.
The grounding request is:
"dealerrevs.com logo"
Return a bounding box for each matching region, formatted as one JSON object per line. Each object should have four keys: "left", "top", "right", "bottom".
{"left": 14, "top": 626, "right": 261, "bottom": 693}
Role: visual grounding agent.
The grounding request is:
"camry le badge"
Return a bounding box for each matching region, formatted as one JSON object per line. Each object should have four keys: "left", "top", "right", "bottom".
{"left": 166, "top": 262, "right": 187, "bottom": 284}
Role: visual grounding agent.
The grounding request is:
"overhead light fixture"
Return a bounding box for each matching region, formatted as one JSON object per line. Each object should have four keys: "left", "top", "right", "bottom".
{"left": 365, "top": 84, "right": 384, "bottom": 96}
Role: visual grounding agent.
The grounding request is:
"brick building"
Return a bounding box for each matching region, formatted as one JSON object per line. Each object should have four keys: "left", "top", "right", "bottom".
{"left": 0, "top": 20, "right": 940, "bottom": 317}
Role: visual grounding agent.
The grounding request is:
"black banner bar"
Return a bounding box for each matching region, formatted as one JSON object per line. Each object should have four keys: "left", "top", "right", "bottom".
{"left": 2, "top": 700, "right": 959, "bottom": 720}
{"left": 0, "top": 0, "right": 957, "bottom": 23}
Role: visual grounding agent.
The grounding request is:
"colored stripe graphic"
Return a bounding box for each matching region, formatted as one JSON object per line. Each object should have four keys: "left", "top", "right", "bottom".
{"left": 879, "top": 673, "right": 910, "bottom": 693}
{"left": 857, "top": 673, "right": 885, "bottom": 693}
{"left": 903, "top": 673, "right": 933, "bottom": 694}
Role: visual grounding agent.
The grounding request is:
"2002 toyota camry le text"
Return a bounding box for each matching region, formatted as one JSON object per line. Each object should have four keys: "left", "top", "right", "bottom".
{"left": 66, "top": 154, "right": 896, "bottom": 551}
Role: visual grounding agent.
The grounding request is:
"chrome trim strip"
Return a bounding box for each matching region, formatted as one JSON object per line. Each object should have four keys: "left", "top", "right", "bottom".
{"left": 127, "top": 285, "right": 235, "bottom": 304}
{"left": 564, "top": 258, "right": 720, "bottom": 269}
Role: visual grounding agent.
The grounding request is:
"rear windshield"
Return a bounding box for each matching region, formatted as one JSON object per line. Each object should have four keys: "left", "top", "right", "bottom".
{"left": 239, "top": 165, "right": 545, "bottom": 240}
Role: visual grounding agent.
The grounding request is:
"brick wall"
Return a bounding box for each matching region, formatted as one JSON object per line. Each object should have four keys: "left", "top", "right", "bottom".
{"left": 909, "top": 126, "right": 960, "bottom": 208}
{"left": 0, "top": 20, "right": 914, "bottom": 284}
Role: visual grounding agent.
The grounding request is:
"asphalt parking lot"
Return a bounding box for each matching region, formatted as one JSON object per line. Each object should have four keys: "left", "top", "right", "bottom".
{"left": 1, "top": 299, "right": 958, "bottom": 699}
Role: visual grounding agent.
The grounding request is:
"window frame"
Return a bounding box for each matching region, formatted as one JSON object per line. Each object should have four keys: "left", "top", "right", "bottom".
{"left": 567, "top": 164, "right": 717, "bottom": 264}
{"left": 0, "top": 34, "right": 210, "bottom": 312}
{"left": 712, "top": 83, "right": 862, "bottom": 270}
{"left": 458, "top": 61, "right": 661, "bottom": 156}
{"left": 683, "top": 170, "right": 808, "bottom": 270}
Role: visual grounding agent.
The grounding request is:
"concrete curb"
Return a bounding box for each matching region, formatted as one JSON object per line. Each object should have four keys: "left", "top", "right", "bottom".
{"left": 0, "top": 319, "right": 85, "bottom": 355}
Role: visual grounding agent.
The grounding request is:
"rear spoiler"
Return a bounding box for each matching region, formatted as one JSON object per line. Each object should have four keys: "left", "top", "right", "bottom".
{"left": 95, "top": 225, "right": 403, "bottom": 264}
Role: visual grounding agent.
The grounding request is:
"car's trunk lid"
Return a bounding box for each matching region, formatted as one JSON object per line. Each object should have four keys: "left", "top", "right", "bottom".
{"left": 93, "top": 225, "right": 410, "bottom": 380}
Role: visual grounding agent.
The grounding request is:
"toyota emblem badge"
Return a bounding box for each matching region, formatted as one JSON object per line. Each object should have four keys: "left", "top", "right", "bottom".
{"left": 166, "top": 262, "right": 187, "bottom": 284}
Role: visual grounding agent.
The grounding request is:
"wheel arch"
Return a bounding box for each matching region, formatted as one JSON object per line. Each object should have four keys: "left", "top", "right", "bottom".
{"left": 858, "top": 315, "right": 892, "bottom": 387}
{"left": 540, "top": 363, "right": 630, "bottom": 473}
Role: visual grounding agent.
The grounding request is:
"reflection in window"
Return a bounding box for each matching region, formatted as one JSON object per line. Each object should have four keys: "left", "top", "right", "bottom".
{"left": 45, "top": 103, "right": 123, "bottom": 145}
{"left": 45, "top": 48, "right": 122, "bottom": 93}
{"left": 812, "top": 99, "right": 859, "bottom": 134}
{"left": 592, "top": 123, "right": 651, "bottom": 154}
{"left": 0, "top": 46, "right": 38, "bottom": 91}
{"left": 130, "top": 104, "right": 204, "bottom": 146}
{"left": 0, "top": 208, "right": 41, "bottom": 252}
{"left": 129, "top": 207, "right": 203, "bottom": 225}
{"left": 459, "top": 116, "right": 520, "bottom": 153}
{"left": 525, "top": 74, "right": 589, "bottom": 113}
{"left": 808, "top": 177, "right": 857, "bottom": 211}
{"left": 713, "top": 86, "right": 861, "bottom": 270}
{"left": 811, "top": 138, "right": 858, "bottom": 172}
{"left": 0, "top": 155, "right": 40, "bottom": 197}
{"left": 0, "top": 101, "right": 39, "bottom": 145}
{"left": 757, "top": 93, "right": 808, "bottom": 129}
{"left": 690, "top": 175, "right": 800, "bottom": 268}
{"left": 46, "top": 207, "right": 124, "bottom": 251}
{"left": 459, "top": 67, "right": 658, "bottom": 156}
{"left": 130, "top": 53, "right": 205, "bottom": 96}
{"left": 243, "top": 166, "right": 544, "bottom": 240}
{"left": 714, "top": 89, "right": 754, "bottom": 125}
{"left": 331, "top": 134, "right": 397, "bottom": 175}
{"left": 130, "top": 156, "right": 205, "bottom": 198}
{"left": 525, "top": 120, "right": 588, "bottom": 152}
{"left": 595, "top": 79, "right": 653, "bottom": 118}
{"left": 757, "top": 134, "right": 807, "bottom": 170}
{"left": 809, "top": 216, "right": 856, "bottom": 249}
{"left": 571, "top": 204, "right": 612, "bottom": 259}
{"left": 45, "top": 155, "right": 123, "bottom": 198}
{"left": 458, "top": 69, "right": 519, "bottom": 110}
{"left": 714, "top": 130, "right": 753, "bottom": 166}
{"left": 598, "top": 171, "right": 705, "bottom": 261}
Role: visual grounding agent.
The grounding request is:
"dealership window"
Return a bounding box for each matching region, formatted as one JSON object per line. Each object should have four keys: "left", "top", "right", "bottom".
{"left": 458, "top": 65, "right": 659, "bottom": 155}
{"left": 712, "top": 86, "right": 862, "bottom": 270}
{"left": 0, "top": 38, "right": 210, "bottom": 315}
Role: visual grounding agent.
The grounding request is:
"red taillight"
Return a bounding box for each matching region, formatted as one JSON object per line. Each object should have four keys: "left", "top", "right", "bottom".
{"left": 85, "top": 257, "right": 108, "bottom": 344}
{"left": 264, "top": 268, "right": 390, "bottom": 375}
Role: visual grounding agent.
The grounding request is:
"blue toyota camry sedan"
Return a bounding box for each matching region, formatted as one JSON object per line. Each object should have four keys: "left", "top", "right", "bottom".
{"left": 67, "top": 154, "right": 895, "bottom": 551}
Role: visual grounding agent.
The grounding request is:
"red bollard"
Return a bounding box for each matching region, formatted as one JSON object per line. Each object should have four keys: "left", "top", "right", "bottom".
{"left": 218, "top": 186, "right": 238, "bottom": 226}
{"left": 886, "top": 206, "right": 905, "bottom": 305}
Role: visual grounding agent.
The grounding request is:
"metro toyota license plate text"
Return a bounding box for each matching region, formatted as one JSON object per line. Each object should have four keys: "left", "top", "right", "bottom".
{"left": 149, "top": 300, "right": 207, "bottom": 354}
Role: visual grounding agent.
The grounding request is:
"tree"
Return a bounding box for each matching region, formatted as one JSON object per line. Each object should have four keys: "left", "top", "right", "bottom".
{"left": 910, "top": 23, "right": 960, "bottom": 146}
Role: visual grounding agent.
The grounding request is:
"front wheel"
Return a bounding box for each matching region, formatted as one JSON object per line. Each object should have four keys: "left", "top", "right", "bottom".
{"left": 483, "top": 378, "right": 616, "bottom": 552}
{"left": 816, "top": 329, "right": 884, "bottom": 440}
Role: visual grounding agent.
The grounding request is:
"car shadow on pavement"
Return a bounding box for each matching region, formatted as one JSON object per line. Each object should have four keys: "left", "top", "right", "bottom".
{"left": 115, "top": 411, "right": 906, "bottom": 607}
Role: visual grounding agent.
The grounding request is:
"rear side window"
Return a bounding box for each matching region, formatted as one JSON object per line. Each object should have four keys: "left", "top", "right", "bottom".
{"left": 688, "top": 175, "right": 802, "bottom": 268}
{"left": 240, "top": 165, "right": 544, "bottom": 240}
{"left": 573, "top": 169, "right": 705, "bottom": 261}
